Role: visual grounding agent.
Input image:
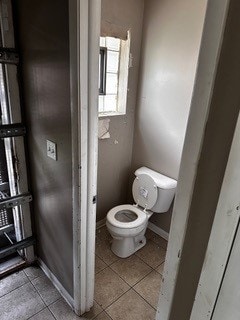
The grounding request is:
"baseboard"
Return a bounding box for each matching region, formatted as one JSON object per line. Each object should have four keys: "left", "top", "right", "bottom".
{"left": 96, "top": 218, "right": 106, "bottom": 229}
{"left": 38, "top": 258, "right": 74, "bottom": 309}
{"left": 148, "top": 222, "right": 169, "bottom": 241}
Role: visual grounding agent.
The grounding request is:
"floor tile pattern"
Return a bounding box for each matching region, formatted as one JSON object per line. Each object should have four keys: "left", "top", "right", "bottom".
{"left": 0, "top": 226, "right": 166, "bottom": 319}
{"left": 95, "top": 226, "right": 167, "bottom": 320}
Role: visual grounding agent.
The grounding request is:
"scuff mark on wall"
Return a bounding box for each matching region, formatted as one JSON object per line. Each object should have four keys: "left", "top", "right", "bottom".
{"left": 98, "top": 118, "right": 110, "bottom": 139}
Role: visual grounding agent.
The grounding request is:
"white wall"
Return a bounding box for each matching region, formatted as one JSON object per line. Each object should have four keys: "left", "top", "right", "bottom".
{"left": 131, "top": 0, "right": 207, "bottom": 232}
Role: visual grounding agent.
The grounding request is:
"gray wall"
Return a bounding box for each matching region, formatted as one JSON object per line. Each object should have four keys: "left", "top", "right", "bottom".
{"left": 131, "top": 0, "right": 207, "bottom": 232}
{"left": 14, "top": 0, "right": 73, "bottom": 295}
{"left": 97, "top": 0, "right": 144, "bottom": 221}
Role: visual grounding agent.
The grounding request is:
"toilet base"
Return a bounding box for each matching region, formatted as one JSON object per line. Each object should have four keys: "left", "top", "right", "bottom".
{"left": 111, "top": 234, "right": 146, "bottom": 258}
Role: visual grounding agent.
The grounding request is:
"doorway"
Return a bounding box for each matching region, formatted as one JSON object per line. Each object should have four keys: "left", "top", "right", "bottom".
{"left": 71, "top": 0, "right": 240, "bottom": 319}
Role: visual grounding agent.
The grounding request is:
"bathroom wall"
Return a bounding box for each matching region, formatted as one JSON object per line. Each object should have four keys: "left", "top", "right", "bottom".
{"left": 14, "top": 0, "right": 73, "bottom": 296}
{"left": 131, "top": 0, "right": 207, "bottom": 232}
{"left": 97, "top": 0, "right": 144, "bottom": 221}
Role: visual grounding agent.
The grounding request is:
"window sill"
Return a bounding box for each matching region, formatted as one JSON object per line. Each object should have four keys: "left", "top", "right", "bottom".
{"left": 98, "top": 112, "right": 126, "bottom": 118}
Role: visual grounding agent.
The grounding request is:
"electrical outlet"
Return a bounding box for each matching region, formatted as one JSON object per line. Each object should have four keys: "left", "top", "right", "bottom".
{"left": 47, "top": 140, "right": 57, "bottom": 161}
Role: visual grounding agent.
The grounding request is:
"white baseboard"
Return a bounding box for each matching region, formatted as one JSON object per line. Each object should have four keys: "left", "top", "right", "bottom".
{"left": 96, "top": 218, "right": 106, "bottom": 229}
{"left": 148, "top": 222, "right": 169, "bottom": 241}
{"left": 38, "top": 258, "right": 74, "bottom": 309}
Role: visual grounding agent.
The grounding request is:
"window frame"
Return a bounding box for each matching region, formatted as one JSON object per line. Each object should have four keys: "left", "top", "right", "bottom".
{"left": 98, "top": 33, "right": 130, "bottom": 117}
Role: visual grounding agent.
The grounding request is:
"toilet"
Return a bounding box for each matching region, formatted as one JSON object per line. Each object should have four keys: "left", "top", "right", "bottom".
{"left": 106, "top": 166, "right": 177, "bottom": 258}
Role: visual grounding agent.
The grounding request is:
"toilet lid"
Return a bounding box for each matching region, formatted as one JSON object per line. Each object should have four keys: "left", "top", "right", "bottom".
{"left": 107, "top": 204, "right": 147, "bottom": 229}
{"left": 132, "top": 174, "right": 158, "bottom": 210}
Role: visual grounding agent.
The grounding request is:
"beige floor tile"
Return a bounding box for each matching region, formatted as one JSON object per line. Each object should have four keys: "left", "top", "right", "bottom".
{"left": 49, "top": 298, "right": 102, "bottom": 320}
{"left": 155, "top": 262, "right": 164, "bottom": 275}
{"left": 95, "top": 267, "right": 130, "bottom": 309}
{"left": 0, "top": 282, "right": 45, "bottom": 320}
{"left": 106, "top": 289, "right": 155, "bottom": 320}
{"left": 24, "top": 265, "right": 44, "bottom": 281}
{"left": 133, "top": 270, "right": 162, "bottom": 309}
{"left": 94, "top": 311, "right": 112, "bottom": 320}
{"left": 110, "top": 255, "right": 152, "bottom": 286}
{"left": 29, "top": 308, "right": 55, "bottom": 320}
{"left": 96, "top": 226, "right": 111, "bottom": 242}
{"left": 32, "top": 274, "right": 61, "bottom": 306}
{"left": 0, "top": 270, "right": 29, "bottom": 298}
{"left": 95, "top": 256, "right": 107, "bottom": 274}
{"left": 145, "top": 229, "right": 168, "bottom": 250}
{"left": 135, "top": 240, "right": 166, "bottom": 268}
{"left": 95, "top": 235, "right": 119, "bottom": 266}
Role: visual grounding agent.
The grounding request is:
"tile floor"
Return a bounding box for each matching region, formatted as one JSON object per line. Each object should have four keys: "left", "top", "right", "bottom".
{"left": 0, "top": 226, "right": 167, "bottom": 320}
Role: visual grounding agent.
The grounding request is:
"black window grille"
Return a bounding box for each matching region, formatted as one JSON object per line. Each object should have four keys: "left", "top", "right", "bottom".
{"left": 99, "top": 47, "right": 107, "bottom": 95}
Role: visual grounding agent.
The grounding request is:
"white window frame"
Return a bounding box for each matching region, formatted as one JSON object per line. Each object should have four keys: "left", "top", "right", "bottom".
{"left": 98, "top": 32, "right": 130, "bottom": 117}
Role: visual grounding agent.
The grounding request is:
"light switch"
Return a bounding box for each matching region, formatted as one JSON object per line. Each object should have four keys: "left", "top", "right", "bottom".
{"left": 47, "top": 140, "right": 57, "bottom": 161}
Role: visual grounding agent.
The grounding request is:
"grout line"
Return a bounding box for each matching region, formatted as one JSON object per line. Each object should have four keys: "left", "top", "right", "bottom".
{"left": 108, "top": 259, "right": 154, "bottom": 288}
{"left": 155, "top": 261, "right": 165, "bottom": 275}
{"left": 94, "top": 227, "right": 164, "bottom": 315}
{"left": 132, "top": 286, "right": 158, "bottom": 311}
{"left": 0, "top": 276, "right": 30, "bottom": 300}
{"left": 95, "top": 254, "right": 112, "bottom": 274}
{"left": 92, "top": 310, "right": 114, "bottom": 320}
{"left": 102, "top": 287, "right": 132, "bottom": 312}
{"left": 47, "top": 296, "right": 62, "bottom": 308}
{"left": 134, "top": 240, "right": 166, "bottom": 269}
{"left": 26, "top": 306, "right": 52, "bottom": 320}
{"left": 95, "top": 265, "right": 157, "bottom": 313}
{"left": 30, "top": 277, "right": 49, "bottom": 308}
{"left": 23, "top": 270, "right": 44, "bottom": 282}
{"left": 47, "top": 305, "right": 58, "bottom": 320}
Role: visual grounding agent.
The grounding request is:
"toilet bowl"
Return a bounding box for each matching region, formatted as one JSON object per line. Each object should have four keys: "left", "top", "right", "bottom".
{"left": 106, "top": 167, "right": 177, "bottom": 258}
{"left": 106, "top": 204, "right": 152, "bottom": 258}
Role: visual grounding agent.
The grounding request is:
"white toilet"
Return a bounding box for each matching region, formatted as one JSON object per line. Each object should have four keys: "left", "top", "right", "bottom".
{"left": 106, "top": 166, "right": 177, "bottom": 258}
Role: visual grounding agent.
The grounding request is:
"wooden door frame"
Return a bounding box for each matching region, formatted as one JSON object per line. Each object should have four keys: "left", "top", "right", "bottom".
{"left": 157, "top": 0, "right": 240, "bottom": 319}
{"left": 69, "top": 0, "right": 100, "bottom": 315}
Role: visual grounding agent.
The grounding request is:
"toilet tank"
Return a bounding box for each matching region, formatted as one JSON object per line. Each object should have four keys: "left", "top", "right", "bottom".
{"left": 134, "top": 167, "right": 177, "bottom": 213}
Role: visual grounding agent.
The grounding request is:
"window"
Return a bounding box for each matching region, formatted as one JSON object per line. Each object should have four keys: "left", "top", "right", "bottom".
{"left": 98, "top": 33, "right": 130, "bottom": 116}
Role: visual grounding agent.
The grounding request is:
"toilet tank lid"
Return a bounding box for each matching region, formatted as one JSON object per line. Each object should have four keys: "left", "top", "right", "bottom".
{"left": 135, "top": 167, "right": 177, "bottom": 189}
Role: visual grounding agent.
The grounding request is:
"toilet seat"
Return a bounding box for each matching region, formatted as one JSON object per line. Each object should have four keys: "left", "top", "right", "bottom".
{"left": 107, "top": 204, "right": 147, "bottom": 229}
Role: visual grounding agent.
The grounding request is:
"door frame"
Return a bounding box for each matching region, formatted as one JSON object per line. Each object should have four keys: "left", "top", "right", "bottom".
{"left": 157, "top": 0, "right": 240, "bottom": 319}
{"left": 69, "top": 0, "right": 240, "bottom": 317}
{"left": 69, "top": 0, "right": 100, "bottom": 315}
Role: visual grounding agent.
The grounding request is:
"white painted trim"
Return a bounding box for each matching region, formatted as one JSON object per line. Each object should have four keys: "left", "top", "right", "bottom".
{"left": 157, "top": 0, "right": 239, "bottom": 319}
{"left": 190, "top": 114, "right": 240, "bottom": 319}
{"left": 69, "top": 0, "right": 100, "bottom": 316}
{"left": 38, "top": 259, "right": 74, "bottom": 309}
{"left": 86, "top": 0, "right": 101, "bottom": 311}
{"left": 148, "top": 222, "right": 169, "bottom": 241}
{"left": 96, "top": 218, "right": 106, "bottom": 230}
{"left": 69, "top": 0, "right": 88, "bottom": 315}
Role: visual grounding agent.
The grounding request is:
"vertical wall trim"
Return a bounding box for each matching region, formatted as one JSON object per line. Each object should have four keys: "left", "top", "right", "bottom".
{"left": 69, "top": 0, "right": 100, "bottom": 315}
{"left": 157, "top": 0, "right": 239, "bottom": 319}
{"left": 86, "top": 0, "right": 101, "bottom": 311}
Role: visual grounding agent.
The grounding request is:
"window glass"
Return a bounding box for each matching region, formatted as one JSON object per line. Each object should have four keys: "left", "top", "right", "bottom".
{"left": 99, "top": 33, "right": 130, "bottom": 115}
{"left": 107, "top": 51, "right": 119, "bottom": 73}
{"left": 104, "top": 95, "right": 117, "bottom": 112}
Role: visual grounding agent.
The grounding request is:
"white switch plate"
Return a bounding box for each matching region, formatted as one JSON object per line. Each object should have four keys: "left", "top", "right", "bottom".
{"left": 47, "top": 140, "right": 57, "bottom": 161}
